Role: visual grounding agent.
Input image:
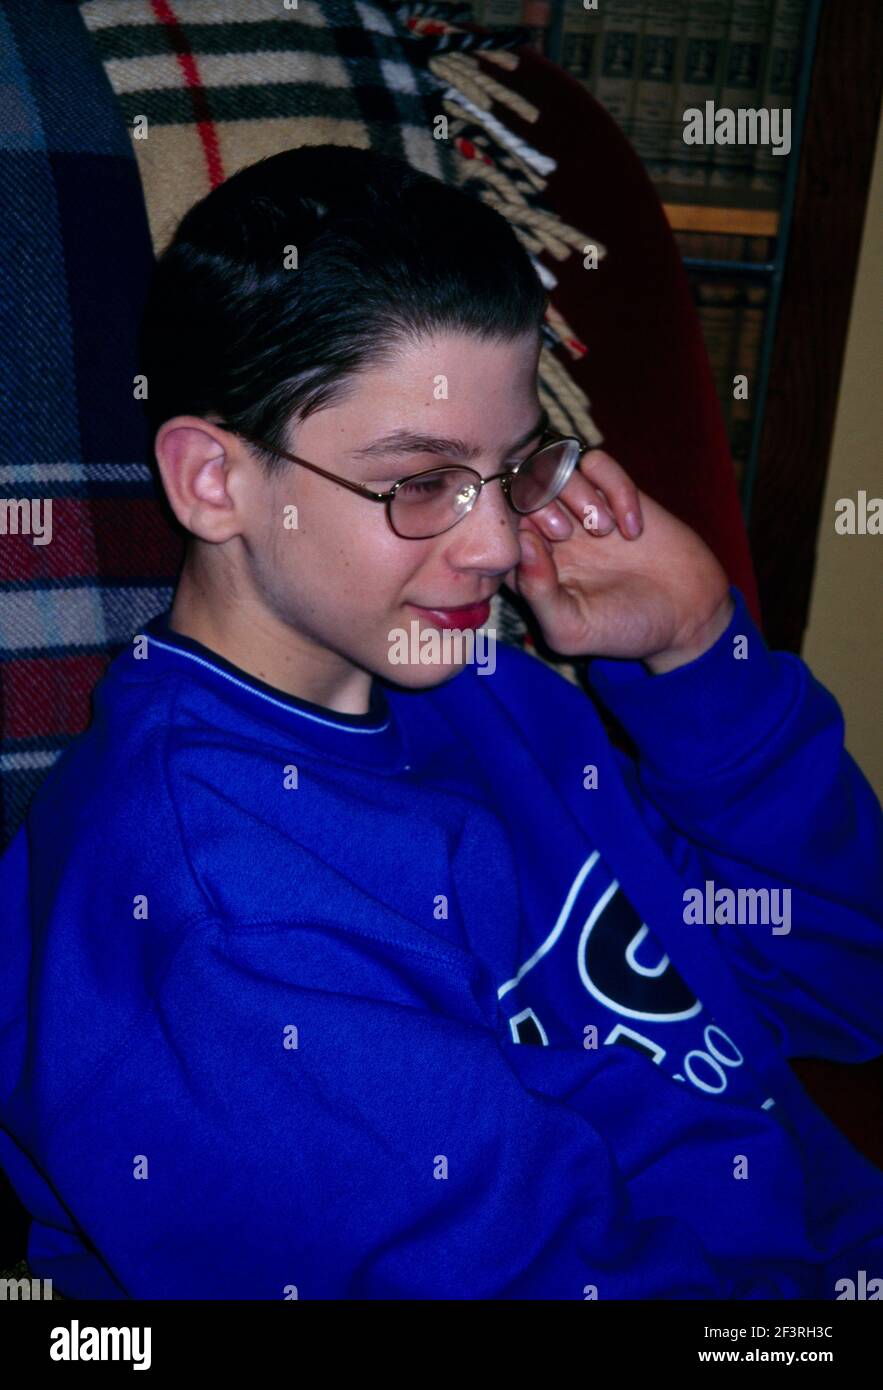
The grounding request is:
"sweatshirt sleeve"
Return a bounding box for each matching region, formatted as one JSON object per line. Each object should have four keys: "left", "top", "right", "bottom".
{"left": 584, "top": 585, "right": 883, "bottom": 1064}
{"left": 34, "top": 914, "right": 755, "bottom": 1301}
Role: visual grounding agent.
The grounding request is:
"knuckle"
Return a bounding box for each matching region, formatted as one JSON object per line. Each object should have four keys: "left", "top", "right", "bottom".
{"left": 582, "top": 448, "right": 616, "bottom": 468}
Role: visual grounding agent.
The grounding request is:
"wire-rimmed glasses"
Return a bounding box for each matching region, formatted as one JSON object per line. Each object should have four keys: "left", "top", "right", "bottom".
{"left": 215, "top": 423, "right": 587, "bottom": 539}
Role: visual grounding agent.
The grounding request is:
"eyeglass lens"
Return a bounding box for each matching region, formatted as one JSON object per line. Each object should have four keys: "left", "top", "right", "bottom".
{"left": 390, "top": 439, "right": 580, "bottom": 539}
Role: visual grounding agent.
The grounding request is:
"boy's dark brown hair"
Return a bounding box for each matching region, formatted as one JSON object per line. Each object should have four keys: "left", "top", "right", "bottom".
{"left": 138, "top": 144, "right": 548, "bottom": 478}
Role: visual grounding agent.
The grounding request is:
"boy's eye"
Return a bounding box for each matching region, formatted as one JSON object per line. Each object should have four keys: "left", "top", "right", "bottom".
{"left": 370, "top": 466, "right": 442, "bottom": 489}
{"left": 396, "top": 474, "right": 450, "bottom": 499}
{"left": 369, "top": 446, "right": 539, "bottom": 490}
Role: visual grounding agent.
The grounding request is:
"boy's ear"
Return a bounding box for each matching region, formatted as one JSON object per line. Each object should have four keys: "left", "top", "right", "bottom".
{"left": 154, "top": 417, "right": 244, "bottom": 543}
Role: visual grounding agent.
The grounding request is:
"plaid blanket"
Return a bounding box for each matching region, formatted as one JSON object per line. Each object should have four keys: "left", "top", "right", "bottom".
{"left": 0, "top": 0, "right": 166, "bottom": 846}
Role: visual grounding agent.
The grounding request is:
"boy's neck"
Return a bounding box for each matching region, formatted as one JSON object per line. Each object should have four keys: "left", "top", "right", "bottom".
{"left": 168, "top": 566, "right": 375, "bottom": 717}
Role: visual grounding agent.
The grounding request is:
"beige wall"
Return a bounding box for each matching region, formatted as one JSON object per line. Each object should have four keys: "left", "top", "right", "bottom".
{"left": 802, "top": 106, "right": 883, "bottom": 801}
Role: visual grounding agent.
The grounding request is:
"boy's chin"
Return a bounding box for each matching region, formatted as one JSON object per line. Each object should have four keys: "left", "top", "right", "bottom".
{"left": 379, "top": 659, "right": 467, "bottom": 690}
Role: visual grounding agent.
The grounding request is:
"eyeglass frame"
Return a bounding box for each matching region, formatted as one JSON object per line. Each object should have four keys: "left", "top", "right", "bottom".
{"left": 213, "top": 419, "right": 589, "bottom": 539}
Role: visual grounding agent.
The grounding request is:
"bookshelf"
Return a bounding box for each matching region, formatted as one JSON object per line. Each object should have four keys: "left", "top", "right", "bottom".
{"left": 471, "top": 0, "right": 821, "bottom": 519}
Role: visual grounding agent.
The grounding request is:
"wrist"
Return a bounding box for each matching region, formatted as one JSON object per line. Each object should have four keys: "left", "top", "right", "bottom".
{"left": 644, "top": 593, "right": 736, "bottom": 674}
{"left": 585, "top": 586, "right": 797, "bottom": 781}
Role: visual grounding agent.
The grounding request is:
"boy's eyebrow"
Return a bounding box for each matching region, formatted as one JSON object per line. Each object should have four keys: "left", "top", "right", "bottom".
{"left": 350, "top": 407, "right": 550, "bottom": 462}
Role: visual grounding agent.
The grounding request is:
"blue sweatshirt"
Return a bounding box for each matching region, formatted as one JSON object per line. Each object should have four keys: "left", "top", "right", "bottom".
{"left": 1, "top": 586, "right": 882, "bottom": 1300}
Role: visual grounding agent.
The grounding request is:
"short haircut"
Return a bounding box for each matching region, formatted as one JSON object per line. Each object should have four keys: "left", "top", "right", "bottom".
{"left": 137, "top": 145, "right": 548, "bottom": 475}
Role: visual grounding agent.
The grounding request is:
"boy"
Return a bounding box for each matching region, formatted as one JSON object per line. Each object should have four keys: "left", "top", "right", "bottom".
{"left": 0, "top": 146, "right": 881, "bottom": 1300}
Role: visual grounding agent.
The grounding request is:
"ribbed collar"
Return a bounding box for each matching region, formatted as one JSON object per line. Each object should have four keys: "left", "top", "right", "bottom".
{"left": 130, "top": 611, "right": 412, "bottom": 774}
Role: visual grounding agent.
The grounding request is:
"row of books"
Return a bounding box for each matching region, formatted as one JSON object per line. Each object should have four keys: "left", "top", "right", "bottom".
{"left": 674, "top": 233, "right": 773, "bottom": 484}
{"left": 471, "top": 0, "right": 807, "bottom": 211}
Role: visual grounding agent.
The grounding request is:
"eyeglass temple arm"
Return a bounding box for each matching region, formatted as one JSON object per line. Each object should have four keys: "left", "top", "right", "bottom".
{"left": 220, "top": 427, "right": 392, "bottom": 501}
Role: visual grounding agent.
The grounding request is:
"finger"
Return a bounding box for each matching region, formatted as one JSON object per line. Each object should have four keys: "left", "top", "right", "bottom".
{"left": 554, "top": 467, "right": 616, "bottom": 534}
{"left": 527, "top": 498, "right": 575, "bottom": 542}
{"left": 576, "top": 486, "right": 617, "bottom": 536}
{"left": 578, "top": 450, "right": 644, "bottom": 538}
{"left": 514, "top": 522, "right": 559, "bottom": 600}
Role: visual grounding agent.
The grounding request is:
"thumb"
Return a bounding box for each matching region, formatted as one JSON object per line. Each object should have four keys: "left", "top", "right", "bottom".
{"left": 514, "top": 526, "right": 560, "bottom": 612}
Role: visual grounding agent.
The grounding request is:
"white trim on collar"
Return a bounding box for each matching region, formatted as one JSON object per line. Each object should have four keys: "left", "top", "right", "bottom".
{"left": 144, "top": 632, "right": 390, "bottom": 736}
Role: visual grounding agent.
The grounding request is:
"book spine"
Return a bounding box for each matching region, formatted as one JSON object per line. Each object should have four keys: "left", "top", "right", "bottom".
{"left": 522, "top": 0, "right": 553, "bottom": 54}
{"left": 560, "top": 0, "right": 606, "bottom": 86}
{"left": 725, "top": 273, "right": 746, "bottom": 473}
{"left": 710, "top": 0, "right": 772, "bottom": 201}
{"left": 750, "top": 0, "right": 805, "bottom": 206}
{"left": 472, "top": 0, "right": 523, "bottom": 26}
{"left": 744, "top": 0, "right": 779, "bottom": 194}
{"left": 632, "top": 0, "right": 685, "bottom": 189}
{"left": 672, "top": 229, "right": 704, "bottom": 261}
{"left": 593, "top": 0, "right": 645, "bottom": 144}
{"left": 729, "top": 277, "right": 767, "bottom": 483}
{"left": 667, "top": 0, "right": 732, "bottom": 199}
{"left": 695, "top": 277, "right": 742, "bottom": 444}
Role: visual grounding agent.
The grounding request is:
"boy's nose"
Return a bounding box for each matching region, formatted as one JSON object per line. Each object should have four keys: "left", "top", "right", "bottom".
{"left": 442, "top": 479, "right": 523, "bottom": 576}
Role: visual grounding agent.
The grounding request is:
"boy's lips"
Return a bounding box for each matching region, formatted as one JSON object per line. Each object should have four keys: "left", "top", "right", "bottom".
{"left": 408, "top": 598, "right": 493, "bottom": 630}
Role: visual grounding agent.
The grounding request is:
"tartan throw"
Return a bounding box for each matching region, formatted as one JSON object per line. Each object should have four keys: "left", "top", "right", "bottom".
{"left": 0, "top": 0, "right": 607, "bottom": 849}
{"left": 0, "top": 0, "right": 162, "bottom": 848}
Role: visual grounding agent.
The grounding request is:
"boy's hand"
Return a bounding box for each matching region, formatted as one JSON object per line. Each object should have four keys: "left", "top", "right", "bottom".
{"left": 504, "top": 449, "right": 735, "bottom": 672}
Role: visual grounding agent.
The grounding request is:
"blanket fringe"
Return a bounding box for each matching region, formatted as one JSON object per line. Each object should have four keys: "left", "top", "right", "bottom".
{"left": 425, "top": 46, "right": 605, "bottom": 448}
